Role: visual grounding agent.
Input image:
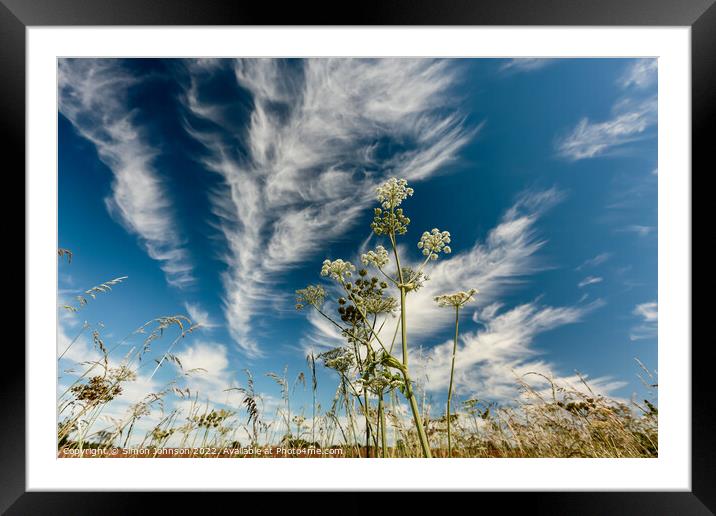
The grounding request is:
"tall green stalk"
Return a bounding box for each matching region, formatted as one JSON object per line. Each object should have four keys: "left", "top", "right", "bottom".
{"left": 392, "top": 237, "right": 432, "bottom": 458}
{"left": 447, "top": 306, "right": 459, "bottom": 457}
{"left": 434, "top": 288, "right": 477, "bottom": 457}
{"left": 378, "top": 393, "right": 387, "bottom": 457}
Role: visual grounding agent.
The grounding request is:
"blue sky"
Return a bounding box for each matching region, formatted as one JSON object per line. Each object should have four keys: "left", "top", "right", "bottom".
{"left": 58, "top": 58, "right": 658, "bottom": 421}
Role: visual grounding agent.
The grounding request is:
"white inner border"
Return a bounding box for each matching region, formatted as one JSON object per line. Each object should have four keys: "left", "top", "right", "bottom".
{"left": 27, "top": 27, "right": 691, "bottom": 491}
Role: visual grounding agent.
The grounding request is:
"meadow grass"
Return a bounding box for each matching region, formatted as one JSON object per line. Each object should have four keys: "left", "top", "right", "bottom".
{"left": 57, "top": 178, "right": 657, "bottom": 458}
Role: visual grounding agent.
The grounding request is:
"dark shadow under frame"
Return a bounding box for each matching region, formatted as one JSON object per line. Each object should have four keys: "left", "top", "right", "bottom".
{"left": 2, "top": 0, "right": 712, "bottom": 513}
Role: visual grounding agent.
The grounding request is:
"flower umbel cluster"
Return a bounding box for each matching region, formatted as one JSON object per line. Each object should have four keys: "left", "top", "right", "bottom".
{"left": 371, "top": 207, "right": 411, "bottom": 236}
{"left": 71, "top": 375, "right": 123, "bottom": 404}
{"left": 295, "top": 285, "right": 326, "bottom": 310}
{"left": 400, "top": 267, "right": 428, "bottom": 291}
{"left": 418, "top": 228, "right": 452, "bottom": 260}
{"left": 361, "top": 245, "right": 390, "bottom": 268}
{"left": 371, "top": 178, "right": 414, "bottom": 236}
{"left": 434, "top": 288, "right": 479, "bottom": 308}
{"left": 376, "top": 178, "right": 414, "bottom": 210}
{"left": 339, "top": 271, "right": 394, "bottom": 324}
{"left": 321, "top": 259, "right": 356, "bottom": 282}
{"left": 319, "top": 347, "right": 355, "bottom": 373}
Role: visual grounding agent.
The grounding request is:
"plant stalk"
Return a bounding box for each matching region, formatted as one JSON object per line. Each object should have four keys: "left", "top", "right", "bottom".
{"left": 447, "top": 306, "right": 459, "bottom": 457}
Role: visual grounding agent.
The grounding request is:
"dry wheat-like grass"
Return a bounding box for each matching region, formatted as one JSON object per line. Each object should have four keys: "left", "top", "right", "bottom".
{"left": 57, "top": 196, "right": 658, "bottom": 460}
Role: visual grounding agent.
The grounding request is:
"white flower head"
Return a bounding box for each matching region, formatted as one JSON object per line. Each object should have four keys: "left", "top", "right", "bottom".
{"left": 320, "top": 259, "right": 356, "bottom": 282}
{"left": 434, "top": 288, "right": 478, "bottom": 308}
{"left": 295, "top": 285, "right": 326, "bottom": 310}
{"left": 417, "top": 228, "right": 452, "bottom": 260}
{"left": 376, "top": 178, "right": 414, "bottom": 210}
{"left": 361, "top": 245, "right": 390, "bottom": 268}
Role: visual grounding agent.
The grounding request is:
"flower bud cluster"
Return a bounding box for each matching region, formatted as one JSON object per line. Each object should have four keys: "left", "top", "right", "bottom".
{"left": 376, "top": 177, "right": 414, "bottom": 210}
{"left": 418, "top": 228, "right": 452, "bottom": 260}
{"left": 295, "top": 285, "right": 326, "bottom": 310}
{"left": 320, "top": 259, "right": 356, "bottom": 282}
{"left": 361, "top": 245, "right": 390, "bottom": 268}
{"left": 434, "top": 288, "right": 479, "bottom": 308}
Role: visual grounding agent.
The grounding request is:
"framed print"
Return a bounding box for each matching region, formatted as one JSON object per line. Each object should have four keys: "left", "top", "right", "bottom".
{"left": 4, "top": 0, "right": 711, "bottom": 512}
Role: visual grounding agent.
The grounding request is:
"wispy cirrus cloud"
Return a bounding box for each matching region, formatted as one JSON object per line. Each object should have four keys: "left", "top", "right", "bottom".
{"left": 555, "top": 96, "right": 657, "bottom": 160}
{"left": 556, "top": 58, "right": 657, "bottom": 161}
{"left": 301, "top": 187, "right": 615, "bottom": 403}
{"left": 576, "top": 252, "right": 611, "bottom": 270}
{"left": 58, "top": 59, "right": 194, "bottom": 288}
{"left": 617, "top": 224, "right": 655, "bottom": 237}
{"left": 413, "top": 298, "right": 617, "bottom": 401}
{"left": 183, "top": 302, "right": 218, "bottom": 331}
{"left": 304, "top": 187, "right": 565, "bottom": 352}
{"left": 618, "top": 58, "right": 657, "bottom": 90}
{"left": 180, "top": 58, "right": 476, "bottom": 357}
{"left": 499, "top": 58, "right": 556, "bottom": 74}
{"left": 399, "top": 187, "right": 565, "bottom": 340}
{"left": 578, "top": 276, "right": 603, "bottom": 288}
{"left": 630, "top": 301, "right": 657, "bottom": 341}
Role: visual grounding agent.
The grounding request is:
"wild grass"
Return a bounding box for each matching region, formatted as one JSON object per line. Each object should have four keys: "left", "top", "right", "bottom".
{"left": 57, "top": 178, "right": 657, "bottom": 458}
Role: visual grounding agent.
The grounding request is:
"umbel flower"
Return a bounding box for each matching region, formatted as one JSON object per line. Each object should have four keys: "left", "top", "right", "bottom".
{"left": 360, "top": 293, "right": 398, "bottom": 315}
{"left": 376, "top": 177, "right": 414, "bottom": 210}
{"left": 371, "top": 207, "right": 411, "bottom": 236}
{"left": 361, "top": 245, "right": 390, "bottom": 268}
{"left": 320, "top": 259, "right": 356, "bottom": 282}
{"left": 434, "top": 288, "right": 479, "bottom": 308}
{"left": 295, "top": 285, "right": 326, "bottom": 310}
{"left": 418, "top": 228, "right": 452, "bottom": 260}
{"left": 71, "top": 375, "right": 122, "bottom": 404}
{"left": 371, "top": 178, "right": 414, "bottom": 236}
{"left": 319, "top": 347, "right": 355, "bottom": 373}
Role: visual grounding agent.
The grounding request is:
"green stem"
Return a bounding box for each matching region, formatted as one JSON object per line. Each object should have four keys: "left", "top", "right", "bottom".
{"left": 364, "top": 391, "right": 371, "bottom": 457}
{"left": 390, "top": 230, "right": 432, "bottom": 458}
{"left": 379, "top": 392, "right": 387, "bottom": 458}
{"left": 447, "top": 306, "right": 459, "bottom": 457}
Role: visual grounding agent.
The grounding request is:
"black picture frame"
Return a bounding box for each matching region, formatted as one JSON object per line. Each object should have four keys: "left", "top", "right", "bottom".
{"left": 4, "top": 1, "right": 711, "bottom": 513}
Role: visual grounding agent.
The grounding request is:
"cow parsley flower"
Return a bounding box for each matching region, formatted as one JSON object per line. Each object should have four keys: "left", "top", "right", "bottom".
{"left": 434, "top": 288, "right": 479, "bottom": 308}
{"left": 376, "top": 178, "right": 414, "bottom": 210}
{"left": 320, "top": 259, "right": 356, "bottom": 282}
{"left": 417, "top": 228, "right": 452, "bottom": 260}
{"left": 319, "top": 347, "right": 355, "bottom": 373}
{"left": 371, "top": 207, "right": 411, "bottom": 236}
{"left": 295, "top": 285, "right": 326, "bottom": 310}
{"left": 370, "top": 178, "right": 415, "bottom": 236}
{"left": 361, "top": 245, "right": 390, "bottom": 268}
{"left": 360, "top": 294, "right": 398, "bottom": 315}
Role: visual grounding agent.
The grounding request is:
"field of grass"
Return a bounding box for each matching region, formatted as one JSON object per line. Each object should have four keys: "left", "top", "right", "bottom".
{"left": 57, "top": 179, "right": 658, "bottom": 459}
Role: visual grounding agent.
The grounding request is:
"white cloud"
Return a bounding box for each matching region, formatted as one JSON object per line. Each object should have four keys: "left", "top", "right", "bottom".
{"left": 634, "top": 301, "right": 657, "bottom": 321}
{"left": 58, "top": 59, "right": 194, "bottom": 288}
{"left": 399, "top": 188, "right": 565, "bottom": 340}
{"left": 618, "top": 59, "right": 657, "bottom": 89}
{"left": 176, "top": 341, "right": 229, "bottom": 377}
{"left": 556, "top": 96, "right": 657, "bottom": 160}
{"left": 630, "top": 301, "right": 657, "bottom": 341}
{"left": 618, "top": 225, "right": 655, "bottom": 237}
{"left": 301, "top": 187, "right": 621, "bottom": 402}
{"left": 413, "top": 299, "right": 617, "bottom": 401}
{"left": 181, "top": 58, "right": 476, "bottom": 357}
{"left": 57, "top": 322, "right": 98, "bottom": 364}
{"left": 576, "top": 252, "right": 611, "bottom": 270}
{"left": 173, "top": 341, "right": 240, "bottom": 402}
{"left": 499, "top": 58, "right": 556, "bottom": 73}
{"left": 578, "top": 276, "right": 603, "bottom": 288}
{"left": 305, "top": 187, "right": 565, "bottom": 349}
{"left": 183, "top": 302, "right": 218, "bottom": 330}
